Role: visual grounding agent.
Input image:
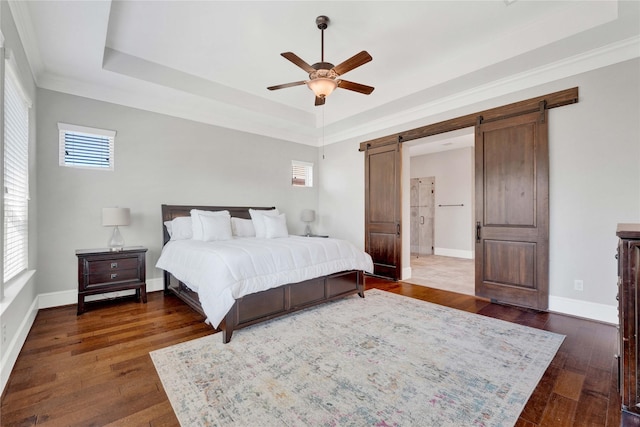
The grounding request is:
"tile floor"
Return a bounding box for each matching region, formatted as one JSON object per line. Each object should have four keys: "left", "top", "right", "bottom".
{"left": 406, "top": 254, "right": 475, "bottom": 295}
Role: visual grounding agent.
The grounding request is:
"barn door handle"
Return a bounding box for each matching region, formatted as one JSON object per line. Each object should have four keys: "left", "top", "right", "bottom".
{"left": 476, "top": 222, "right": 481, "bottom": 242}
{"left": 397, "top": 223, "right": 401, "bottom": 236}
{"left": 420, "top": 216, "right": 424, "bottom": 225}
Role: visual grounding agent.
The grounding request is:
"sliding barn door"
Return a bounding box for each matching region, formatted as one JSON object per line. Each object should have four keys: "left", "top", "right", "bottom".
{"left": 475, "top": 109, "right": 549, "bottom": 310}
{"left": 365, "top": 142, "right": 402, "bottom": 280}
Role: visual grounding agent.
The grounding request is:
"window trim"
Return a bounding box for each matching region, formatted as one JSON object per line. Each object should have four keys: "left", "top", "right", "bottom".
{"left": 292, "top": 160, "right": 314, "bottom": 188}
{"left": 3, "top": 50, "right": 32, "bottom": 289}
{"left": 58, "top": 122, "right": 116, "bottom": 171}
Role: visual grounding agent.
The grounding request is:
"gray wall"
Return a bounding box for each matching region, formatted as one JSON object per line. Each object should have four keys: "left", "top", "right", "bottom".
{"left": 320, "top": 58, "right": 640, "bottom": 313}
{"left": 547, "top": 59, "right": 640, "bottom": 303}
{"left": 36, "top": 89, "right": 319, "bottom": 295}
{"left": 315, "top": 139, "right": 366, "bottom": 246}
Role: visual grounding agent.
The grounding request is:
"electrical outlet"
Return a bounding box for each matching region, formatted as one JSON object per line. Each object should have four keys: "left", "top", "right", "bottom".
{"left": 2, "top": 323, "right": 6, "bottom": 344}
{"left": 574, "top": 279, "right": 584, "bottom": 291}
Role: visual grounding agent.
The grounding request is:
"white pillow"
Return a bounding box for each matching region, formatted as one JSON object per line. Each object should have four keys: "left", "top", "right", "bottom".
{"left": 200, "top": 214, "right": 233, "bottom": 241}
{"left": 231, "top": 217, "right": 256, "bottom": 237}
{"left": 191, "top": 209, "right": 230, "bottom": 240}
{"left": 263, "top": 213, "right": 289, "bottom": 239}
{"left": 249, "top": 208, "right": 280, "bottom": 238}
{"left": 164, "top": 221, "right": 173, "bottom": 236}
{"left": 164, "top": 217, "right": 193, "bottom": 240}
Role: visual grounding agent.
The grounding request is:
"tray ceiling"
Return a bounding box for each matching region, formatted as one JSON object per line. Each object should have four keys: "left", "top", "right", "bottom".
{"left": 8, "top": 1, "right": 640, "bottom": 146}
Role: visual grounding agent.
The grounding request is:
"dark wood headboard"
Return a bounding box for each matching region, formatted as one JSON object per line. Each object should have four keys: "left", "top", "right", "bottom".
{"left": 161, "top": 204, "right": 275, "bottom": 245}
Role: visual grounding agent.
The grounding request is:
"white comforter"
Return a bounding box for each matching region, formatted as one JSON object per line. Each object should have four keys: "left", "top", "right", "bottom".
{"left": 156, "top": 236, "right": 374, "bottom": 327}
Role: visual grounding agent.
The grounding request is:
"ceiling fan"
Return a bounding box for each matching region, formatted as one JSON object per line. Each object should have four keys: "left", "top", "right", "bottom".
{"left": 267, "top": 15, "right": 374, "bottom": 106}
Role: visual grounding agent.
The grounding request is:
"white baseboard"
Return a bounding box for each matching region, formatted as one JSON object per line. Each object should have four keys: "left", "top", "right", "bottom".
{"left": 3, "top": 276, "right": 614, "bottom": 399}
{"left": 38, "top": 277, "right": 165, "bottom": 309}
{"left": 434, "top": 248, "right": 474, "bottom": 259}
{"left": 1, "top": 295, "right": 38, "bottom": 394}
{"left": 402, "top": 267, "right": 412, "bottom": 281}
{"left": 549, "top": 295, "right": 617, "bottom": 325}
{"left": 402, "top": 263, "right": 614, "bottom": 324}
{"left": 38, "top": 289, "right": 76, "bottom": 309}
{"left": 2, "top": 277, "right": 166, "bottom": 395}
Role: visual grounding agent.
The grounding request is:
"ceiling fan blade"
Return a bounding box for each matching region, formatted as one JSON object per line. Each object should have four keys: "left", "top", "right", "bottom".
{"left": 267, "top": 81, "right": 307, "bottom": 91}
{"left": 281, "top": 52, "right": 315, "bottom": 73}
{"left": 332, "top": 51, "right": 372, "bottom": 76}
{"left": 337, "top": 80, "right": 375, "bottom": 95}
{"left": 315, "top": 96, "right": 326, "bottom": 106}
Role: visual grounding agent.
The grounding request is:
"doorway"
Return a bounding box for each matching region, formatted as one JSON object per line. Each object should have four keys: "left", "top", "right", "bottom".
{"left": 406, "top": 129, "right": 475, "bottom": 295}
{"left": 408, "top": 255, "right": 475, "bottom": 295}
{"left": 361, "top": 88, "right": 575, "bottom": 308}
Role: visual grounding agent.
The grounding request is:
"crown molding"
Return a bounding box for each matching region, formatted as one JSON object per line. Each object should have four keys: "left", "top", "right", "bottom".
{"left": 16, "top": 0, "right": 640, "bottom": 149}
{"left": 37, "top": 34, "right": 639, "bottom": 148}
{"left": 38, "top": 72, "right": 319, "bottom": 146}
{"left": 102, "top": 47, "right": 314, "bottom": 129}
{"left": 323, "top": 35, "right": 640, "bottom": 146}
{"left": 7, "top": 0, "right": 43, "bottom": 85}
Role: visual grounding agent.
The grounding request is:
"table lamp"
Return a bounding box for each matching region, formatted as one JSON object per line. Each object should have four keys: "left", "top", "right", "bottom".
{"left": 301, "top": 209, "right": 315, "bottom": 236}
{"left": 102, "top": 207, "right": 130, "bottom": 251}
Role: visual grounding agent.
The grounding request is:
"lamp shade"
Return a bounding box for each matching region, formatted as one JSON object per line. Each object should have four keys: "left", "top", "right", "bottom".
{"left": 301, "top": 209, "right": 315, "bottom": 223}
{"left": 102, "top": 207, "right": 131, "bottom": 226}
{"left": 306, "top": 78, "right": 338, "bottom": 98}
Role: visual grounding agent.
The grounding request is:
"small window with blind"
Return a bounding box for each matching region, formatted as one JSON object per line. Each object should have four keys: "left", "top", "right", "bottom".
{"left": 58, "top": 123, "right": 116, "bottom": 170}
{"left": 292, "top": 160, "right": 313, "bottom": 187}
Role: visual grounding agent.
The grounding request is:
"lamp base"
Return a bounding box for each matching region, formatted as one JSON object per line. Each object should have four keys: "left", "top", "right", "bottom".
{"left": 108, "top": 226, "right": 125, "bottom": 251}
{"left": 304, "top": 224, "right": 312, "bottom": 236}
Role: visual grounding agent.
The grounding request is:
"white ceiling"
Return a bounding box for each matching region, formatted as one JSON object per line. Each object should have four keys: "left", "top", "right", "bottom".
{"left": 8, "top": 1, "right": 640, "bottom": 150}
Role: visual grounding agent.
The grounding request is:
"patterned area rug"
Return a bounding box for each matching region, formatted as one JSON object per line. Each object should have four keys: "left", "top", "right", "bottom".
{"left": 151, "top": 289, "right": 564, "bottom": 426}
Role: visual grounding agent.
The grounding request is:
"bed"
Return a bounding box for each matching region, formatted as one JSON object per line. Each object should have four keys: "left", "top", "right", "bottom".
{"left": 157, "top": 204, "right": 373, "bottom": 343}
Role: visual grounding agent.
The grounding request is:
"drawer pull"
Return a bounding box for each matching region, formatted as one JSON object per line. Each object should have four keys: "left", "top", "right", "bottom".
{"left": 110, "top": 273, "right": 118, "bottom": 279}
{"left": 110, "top": 262, "right": 118, "bottom": 269}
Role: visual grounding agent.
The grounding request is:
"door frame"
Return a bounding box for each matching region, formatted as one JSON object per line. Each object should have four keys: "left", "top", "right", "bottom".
{"left": 360, "top": 87, "right": 578, "bottom": 287}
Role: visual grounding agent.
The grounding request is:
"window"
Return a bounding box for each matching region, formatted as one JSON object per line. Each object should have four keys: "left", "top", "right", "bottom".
{"left": 58, "top": 123, "right": 116, "bottom": 170}
{"left": 292, "top": 160, "right": 313, "bottom": 187}
{"left": 4, "top": 58, "right": 31, "bottom": 284}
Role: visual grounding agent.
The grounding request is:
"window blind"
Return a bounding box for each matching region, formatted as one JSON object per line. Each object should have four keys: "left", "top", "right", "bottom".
{"left": 292, "top": 160, "right": 313, "bottom": 187}
{"left": 58, "top": 123, "right": 116, "bottom": 170}
{"left": 4, "top": 63, "right": 30, "bottom": 283}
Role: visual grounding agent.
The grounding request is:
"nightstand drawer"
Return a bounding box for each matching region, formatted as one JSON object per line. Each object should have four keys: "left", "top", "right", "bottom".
{"left": 76, "top": 246, "right": 148, "bottom": 314}
{"left": 86, "top": 257, "right": 139, "bottom": 274}
{"left": 86, "top": 268, "right": 140, "bottom": 287}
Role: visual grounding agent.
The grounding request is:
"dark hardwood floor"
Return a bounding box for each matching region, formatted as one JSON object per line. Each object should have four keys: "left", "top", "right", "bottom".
{"left": 1, "top": 277, "right": 620, "bottom": 426}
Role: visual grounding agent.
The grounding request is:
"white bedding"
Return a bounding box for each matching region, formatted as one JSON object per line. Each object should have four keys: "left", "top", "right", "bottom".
{"left": 156, "top": 236, "right": 374, "bottom": 327}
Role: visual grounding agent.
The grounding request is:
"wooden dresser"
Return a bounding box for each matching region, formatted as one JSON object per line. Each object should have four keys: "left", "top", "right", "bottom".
{"left": 76, "top": 246, "right": 147, "bottom": 314}
{"left": 617, "top": 224, "right": 640, "bottom": 425}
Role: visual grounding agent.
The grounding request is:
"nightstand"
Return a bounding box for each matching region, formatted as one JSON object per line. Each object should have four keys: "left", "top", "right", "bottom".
{"left": 76, "top": 246, "right": 148, "bottom": 314}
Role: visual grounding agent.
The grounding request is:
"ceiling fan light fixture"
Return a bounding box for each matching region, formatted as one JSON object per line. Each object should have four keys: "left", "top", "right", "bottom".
{"left": 307, "top": 78, "right": 338, "bottom": 98}
{"left": 268, "top": 15, "right": 373, "bottom": 105}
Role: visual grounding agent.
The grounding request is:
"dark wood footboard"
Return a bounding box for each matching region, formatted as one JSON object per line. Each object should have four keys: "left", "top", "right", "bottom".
{"left": 164, "top": 268, "right": 364, "bottom": 343}
{"left": 221, "top": 270, "right": 364, "bottom": 343}
{"left": 160, "top": 204, "right": 366, "bottom": 343}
